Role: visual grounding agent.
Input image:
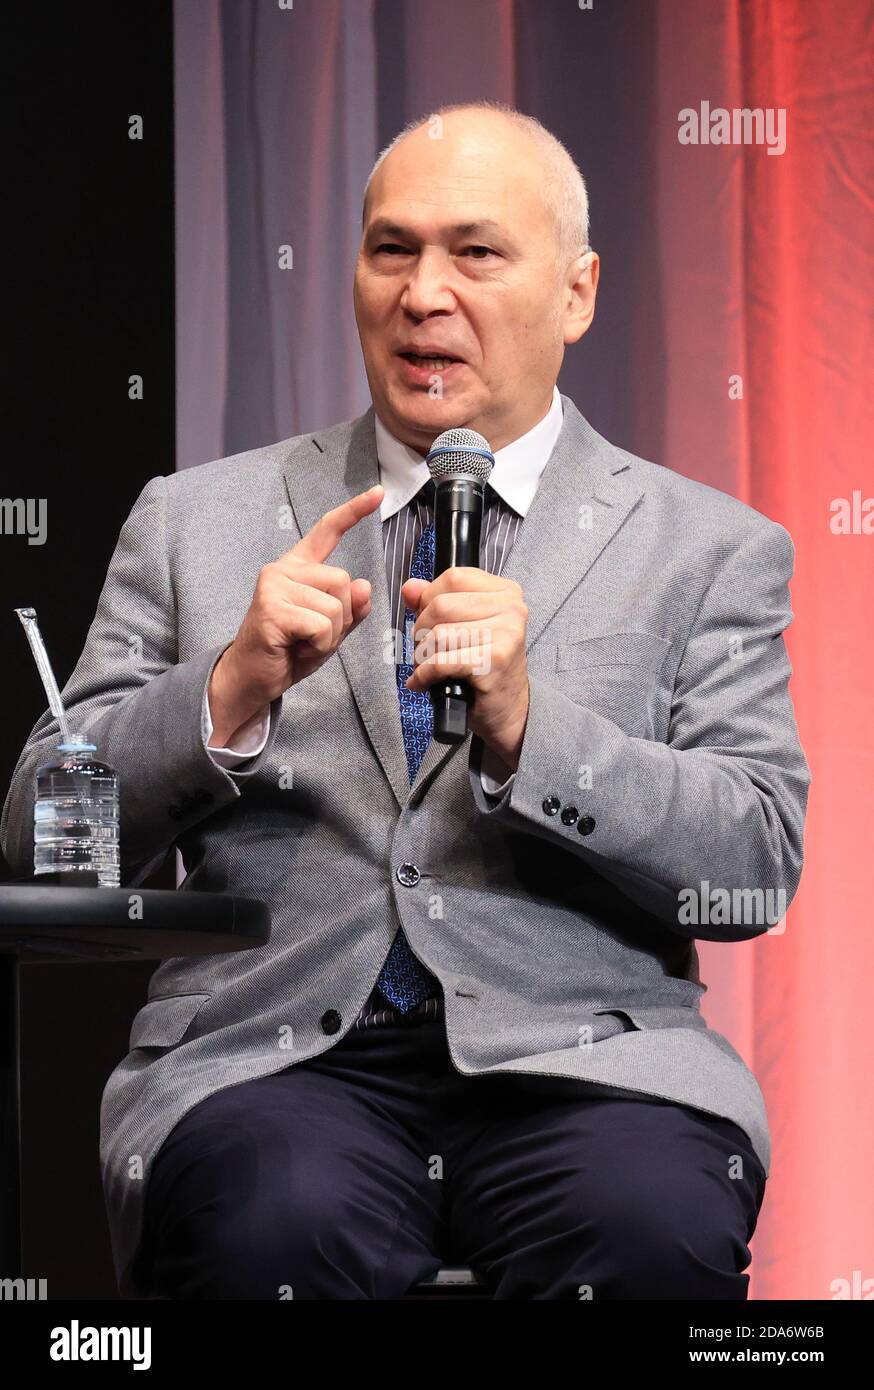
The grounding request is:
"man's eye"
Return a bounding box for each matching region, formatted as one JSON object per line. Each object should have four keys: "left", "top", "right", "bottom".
{"left": 461, "top": 245, "right": 496, "bottom": 259}
{"left": 375, "top": 243, "right": 410, "bottom": 255}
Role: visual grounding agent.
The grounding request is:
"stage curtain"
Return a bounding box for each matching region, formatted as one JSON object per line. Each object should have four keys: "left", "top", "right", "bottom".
{"left": 173, "top": 0, "right": 873, "bottom": 1298}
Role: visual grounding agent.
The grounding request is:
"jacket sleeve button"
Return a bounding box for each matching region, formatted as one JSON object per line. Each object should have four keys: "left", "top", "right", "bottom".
{"left": 320, "top": 1009, "right": 342, "bottom": 1035}
{"left": 542, "top": 796, "right": 561, "bottom": 816}
{"left": 577, "top": 815, "right": 596, "bottom": 836}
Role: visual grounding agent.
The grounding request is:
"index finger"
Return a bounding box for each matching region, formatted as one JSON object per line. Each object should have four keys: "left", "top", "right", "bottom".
{"left": 292, "top": 484, "right": 384, "bottom": 564}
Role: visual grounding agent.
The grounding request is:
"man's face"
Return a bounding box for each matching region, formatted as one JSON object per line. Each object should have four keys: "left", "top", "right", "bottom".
{"left": 353, "top": 112, "right": 597, "bottom": 455}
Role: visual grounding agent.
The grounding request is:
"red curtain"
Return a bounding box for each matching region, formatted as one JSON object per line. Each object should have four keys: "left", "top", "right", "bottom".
{"left": 650, "top": 0, "right": 874, "bottom": 1297}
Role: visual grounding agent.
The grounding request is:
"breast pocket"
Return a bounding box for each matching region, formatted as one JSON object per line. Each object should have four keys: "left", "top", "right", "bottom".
{"left": 129, "top": 992, "right": 212, "bottom": 1052}
{"left": 552, "top": 631, "right": 672, "bottom": 736}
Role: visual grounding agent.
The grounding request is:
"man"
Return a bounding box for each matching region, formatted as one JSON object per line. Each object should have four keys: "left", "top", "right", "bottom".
{"left": 1, "top": 102, "right": 809, "bottom": 1299}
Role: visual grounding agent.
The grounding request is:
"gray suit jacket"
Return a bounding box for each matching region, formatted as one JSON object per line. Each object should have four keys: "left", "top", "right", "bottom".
{"left": 1, "top": 396, "right": 810, "bottom": 1295}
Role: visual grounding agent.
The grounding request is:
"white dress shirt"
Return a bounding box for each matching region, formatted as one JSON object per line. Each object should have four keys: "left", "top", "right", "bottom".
{"left": 203, "top": 386, "right": 564, "bottom": 797}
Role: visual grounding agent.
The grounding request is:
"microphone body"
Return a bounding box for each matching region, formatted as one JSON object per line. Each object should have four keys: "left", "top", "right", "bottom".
{"left": 424, "top": 429, "right": 495, "bottom": 744}
{"left": 430, "top": 476, "right": 484, "bottom": 742}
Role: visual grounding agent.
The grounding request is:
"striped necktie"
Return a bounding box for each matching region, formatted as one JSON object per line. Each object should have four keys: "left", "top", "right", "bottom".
{"left": 374, "top": 516, "right": 440, "bottom": 1012}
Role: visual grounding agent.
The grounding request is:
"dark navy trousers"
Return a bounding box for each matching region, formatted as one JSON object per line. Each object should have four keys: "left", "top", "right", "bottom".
{"left": 134, "top": 1010, "right": 766, "bottom": 1300}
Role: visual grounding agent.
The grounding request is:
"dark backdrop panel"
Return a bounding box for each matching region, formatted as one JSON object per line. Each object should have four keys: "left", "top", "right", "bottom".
{"left": 512, "top": 0, "right": 666, "bottom": 459}
{"left": 1, "top": 0, "right": 175, "bottom": 864}
{"left": 1, "top": 0, "right": 175, "bottom": 1296}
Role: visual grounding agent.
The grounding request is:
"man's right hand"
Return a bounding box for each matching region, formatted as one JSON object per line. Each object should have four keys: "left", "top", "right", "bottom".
{"left": 207, "top": 483, "right": 384, "bottom": 748}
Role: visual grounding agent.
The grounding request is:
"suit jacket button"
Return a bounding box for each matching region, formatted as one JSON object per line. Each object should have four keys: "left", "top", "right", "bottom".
{"left": 396, "top": 863, "right": 420, "bottom": 887}
{"left": 320, "top": 1009, "right": 342, "bottom": 1035}
{"left": 561, "top": 805, "right": 579, "bottom": 825}
{"left": 577, "top": 815, "right": 596, "bottom": 836}
{"left": 168, "top": 805, "right": 183, "bottom": 820}
{"left": 542, "top": 796, "right": 561, "bottom": 816}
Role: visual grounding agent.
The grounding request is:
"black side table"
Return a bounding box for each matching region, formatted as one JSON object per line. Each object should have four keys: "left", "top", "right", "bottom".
{"left": 0, "top": 884, "right": 270, "bottom": 1278}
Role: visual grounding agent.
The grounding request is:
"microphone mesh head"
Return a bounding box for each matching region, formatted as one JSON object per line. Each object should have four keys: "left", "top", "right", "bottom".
{"left": 426, "top": 428, "right": 494, "bottom": 484}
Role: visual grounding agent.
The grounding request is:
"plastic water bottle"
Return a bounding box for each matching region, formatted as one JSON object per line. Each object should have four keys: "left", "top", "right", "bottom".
{"left": 34, "top": 736, "right": 120, "bottom": 887}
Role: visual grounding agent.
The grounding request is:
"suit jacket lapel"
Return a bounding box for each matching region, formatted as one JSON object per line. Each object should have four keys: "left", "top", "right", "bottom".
{"left": 283, "top": 395, "right": 645, "bottom": 810}
{"left": 499, "top": 396, "right": 645, "bottom": 651}
{"left": 283, "top": 409, "right": 412, "bottom": 810}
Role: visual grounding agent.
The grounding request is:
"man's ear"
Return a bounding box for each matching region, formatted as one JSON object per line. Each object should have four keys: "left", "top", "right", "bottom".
{"left": 563, "top": 250, "right": 600, "bottom": 346}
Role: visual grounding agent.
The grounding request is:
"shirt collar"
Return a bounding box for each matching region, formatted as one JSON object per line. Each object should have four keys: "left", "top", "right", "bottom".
{"left": 374, "top": 385, "right": 564, "bottom": 521}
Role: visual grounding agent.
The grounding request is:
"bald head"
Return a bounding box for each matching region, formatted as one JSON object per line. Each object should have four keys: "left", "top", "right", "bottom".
{"left": 363, "top": 102, "right": 590, "bottom": 273}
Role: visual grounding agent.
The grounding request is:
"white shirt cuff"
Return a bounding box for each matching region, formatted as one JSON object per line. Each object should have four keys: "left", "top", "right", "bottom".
{"left": 202, "top": 687, "right": 270, "bottom": 767}
{"left": 480, "top": 743, "right": 515, "bottom": 798}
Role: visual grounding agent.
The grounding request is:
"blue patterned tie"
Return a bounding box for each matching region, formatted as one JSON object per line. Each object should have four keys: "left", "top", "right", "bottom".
{"left": 374, "top": 517, "right": 440, "bottom": 1012}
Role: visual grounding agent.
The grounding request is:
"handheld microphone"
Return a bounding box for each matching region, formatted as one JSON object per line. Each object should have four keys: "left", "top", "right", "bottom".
{"left": 424, "top": 428, "right": 495, "bottom": 743}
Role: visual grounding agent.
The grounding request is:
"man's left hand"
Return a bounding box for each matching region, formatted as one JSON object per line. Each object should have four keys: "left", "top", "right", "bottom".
{"left": 401, "top": 567, "right": 530, "bottom": 771}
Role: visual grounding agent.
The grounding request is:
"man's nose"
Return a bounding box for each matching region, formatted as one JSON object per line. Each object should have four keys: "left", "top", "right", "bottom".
{"left": 400, "top": 249, "right": 457, "bottom": 317}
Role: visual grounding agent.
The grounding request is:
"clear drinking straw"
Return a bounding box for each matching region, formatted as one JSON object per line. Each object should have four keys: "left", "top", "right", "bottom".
{"left": 15, "top": 608, "right": 73, "bottom": 744}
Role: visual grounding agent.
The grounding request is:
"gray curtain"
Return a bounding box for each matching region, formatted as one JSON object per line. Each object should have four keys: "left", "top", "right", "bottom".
{"left": 173, "top": 0, "right": 659, "bottom": 471}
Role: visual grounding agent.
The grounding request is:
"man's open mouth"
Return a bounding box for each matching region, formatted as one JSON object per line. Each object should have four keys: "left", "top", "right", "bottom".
{"left": 398, "top": 352, "right": 462, "bottom": 370}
